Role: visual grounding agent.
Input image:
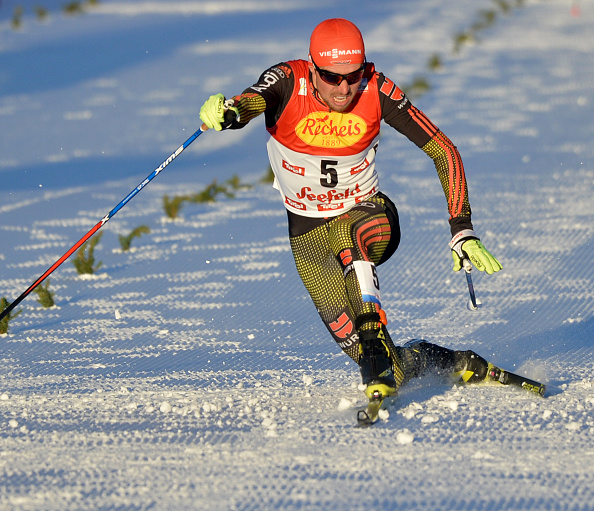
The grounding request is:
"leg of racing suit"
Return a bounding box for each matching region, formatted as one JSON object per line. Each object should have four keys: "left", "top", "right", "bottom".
{"left": 288, "top": 192, "right": 405, "bottom": 386}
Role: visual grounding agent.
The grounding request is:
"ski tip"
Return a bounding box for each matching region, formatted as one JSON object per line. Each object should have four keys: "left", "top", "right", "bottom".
{"left": 487, "top": 364, "right": 547, "bottom": 397}
{"left": 522, "top": 381, "right": 546, "bottom": 397}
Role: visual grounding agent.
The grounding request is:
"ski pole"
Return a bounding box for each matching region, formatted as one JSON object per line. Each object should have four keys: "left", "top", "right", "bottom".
{"left": 463, "top": 259, "right": 480, "bottom": 310}
{"left": 0, "top": 124, "right": 209, "bottom": 322}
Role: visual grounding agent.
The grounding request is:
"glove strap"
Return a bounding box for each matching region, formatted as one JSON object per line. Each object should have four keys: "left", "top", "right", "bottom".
{"left": 450, "top": 229, "right": 478, "bottom": 248}
{"left": 449, "top": 229, "right": 479, "bottom": 258}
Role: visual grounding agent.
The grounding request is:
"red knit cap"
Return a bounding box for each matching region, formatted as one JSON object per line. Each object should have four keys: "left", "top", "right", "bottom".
{"left": 309, "top": 18, "right": 365, "bottom": 67}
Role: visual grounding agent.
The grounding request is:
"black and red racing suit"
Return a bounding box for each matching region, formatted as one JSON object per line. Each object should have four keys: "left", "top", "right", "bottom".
{"left": 220, "top": 60, "right": 474, "bottom": 380}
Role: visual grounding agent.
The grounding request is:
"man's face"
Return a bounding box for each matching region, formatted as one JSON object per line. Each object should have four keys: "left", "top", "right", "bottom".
{"left": 311, "top": 62, "right": 363, "bottom": 113}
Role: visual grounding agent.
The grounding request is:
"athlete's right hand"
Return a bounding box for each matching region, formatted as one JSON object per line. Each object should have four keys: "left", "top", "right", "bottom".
{"left": 199, "top": 94, "right": 239, "bottom": 131}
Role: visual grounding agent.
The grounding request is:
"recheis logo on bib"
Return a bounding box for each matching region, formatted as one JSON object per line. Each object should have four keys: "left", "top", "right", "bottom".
{"left": 295, "top": 111, "right": 367, "bottom": 148}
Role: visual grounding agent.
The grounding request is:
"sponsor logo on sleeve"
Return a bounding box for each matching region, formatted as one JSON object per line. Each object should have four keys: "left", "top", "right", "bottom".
{"left": 380, "top": 77, "right": 408, "bottom": 109}
{"left": 250, "top": 68, "right": 284, "bottom": 93}
{"left": 276, "top": 65, "right": 292, "bottom": 78}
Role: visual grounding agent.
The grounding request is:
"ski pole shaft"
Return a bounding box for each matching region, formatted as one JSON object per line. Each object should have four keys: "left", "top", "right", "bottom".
{"left": 463, "top": 259, "right": 478, "bottom": 310}
{"left": 0, "top": 125, "right": 208, "bottom": 322}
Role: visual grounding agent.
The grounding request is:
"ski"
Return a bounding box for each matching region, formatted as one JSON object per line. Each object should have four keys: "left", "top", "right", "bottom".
{"left": 356, "top": 390, "right": 396, "bottom": 427}
{"left": 486, "top": 364, "right": 546, "bottom": 397}
{"left": 356, "top": 364, "right": 545, "bottom": 427}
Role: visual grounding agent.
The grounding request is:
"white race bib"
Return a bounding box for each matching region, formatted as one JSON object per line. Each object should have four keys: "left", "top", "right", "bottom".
{"left": 267, "top": 135, "right": 381, "bottom": 218}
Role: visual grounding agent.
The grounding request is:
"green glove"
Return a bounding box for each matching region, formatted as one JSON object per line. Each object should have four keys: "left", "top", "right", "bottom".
{"left": 450, "top": 230, "right": 502, "bottom": 274}
{"left": 199, "top": 93, "right": 239, "bottom": 131}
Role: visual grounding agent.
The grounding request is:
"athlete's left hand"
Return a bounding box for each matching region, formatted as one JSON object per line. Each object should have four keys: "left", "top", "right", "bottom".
{"left": 450, "top": 230, "right": 502, "bottom": 274}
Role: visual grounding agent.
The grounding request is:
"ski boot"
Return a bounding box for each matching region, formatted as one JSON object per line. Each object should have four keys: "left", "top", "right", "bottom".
{"left": 358, "top": 328, "right": 397, "bottom": 400}
{"left": 452, "top": 350, "right": 489, "bottom": 383}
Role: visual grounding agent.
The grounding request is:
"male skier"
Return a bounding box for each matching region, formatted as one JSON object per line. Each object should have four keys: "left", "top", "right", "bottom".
{"left": 199, "top": 18, "right": 504, "bottom": 405}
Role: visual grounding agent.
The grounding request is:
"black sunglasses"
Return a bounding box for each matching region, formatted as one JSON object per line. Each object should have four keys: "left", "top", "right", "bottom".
{"left": 311, "top": 58, "right": 366, "bottom": 86}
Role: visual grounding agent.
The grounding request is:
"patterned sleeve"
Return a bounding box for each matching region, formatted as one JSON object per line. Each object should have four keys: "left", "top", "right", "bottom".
{"left": 377, "top": 73, "right": 473, "bottom": 235}
{"left": 225, "top": 63, "right": 296, "bottom": 129}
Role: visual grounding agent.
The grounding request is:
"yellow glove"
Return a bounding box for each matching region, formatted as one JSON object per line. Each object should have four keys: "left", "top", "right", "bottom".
{"left": 199, "top": 94, "right": 239, "bottom": 131}
{"left": 450, "top": 230, "right": 502, "bottom": 275}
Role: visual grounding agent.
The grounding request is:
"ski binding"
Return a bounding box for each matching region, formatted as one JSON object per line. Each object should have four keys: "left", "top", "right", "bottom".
{"left": 356, "top": 389, "right": 395, "bottom": 427}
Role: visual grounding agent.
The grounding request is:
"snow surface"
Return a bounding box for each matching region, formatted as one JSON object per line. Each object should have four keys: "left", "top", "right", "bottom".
{"left": 1, "top": 0, "right": 593, "bottom": 509}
